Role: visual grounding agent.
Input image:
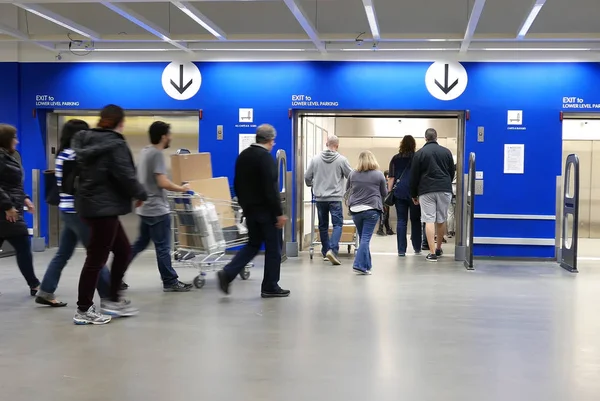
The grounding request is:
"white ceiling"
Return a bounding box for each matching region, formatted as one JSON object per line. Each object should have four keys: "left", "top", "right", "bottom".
{"left": 0, "top": 0, "right": 599, "bottom": 61}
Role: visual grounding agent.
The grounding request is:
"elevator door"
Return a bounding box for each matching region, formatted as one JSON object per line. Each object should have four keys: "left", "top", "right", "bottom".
{"left": 47, "top": 112, "right": 200, "bottom": 247}
{"left": 561, "top": 140, "right": 600, "bottom": 238}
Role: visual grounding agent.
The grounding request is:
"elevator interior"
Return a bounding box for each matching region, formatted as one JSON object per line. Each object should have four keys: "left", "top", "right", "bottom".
{"left": 296, "top": 112, "right": 464, "bottom": 257}
{"left": 46, "top": 111, "right": 200, "bottom": 248}
{"left": 560, "top": 117, "right": 600, "bottom": 258}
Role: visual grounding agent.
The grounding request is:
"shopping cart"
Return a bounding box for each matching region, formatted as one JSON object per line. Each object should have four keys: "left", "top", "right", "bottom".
{"left": 308, "top": 191, "right": 358, "bottom": 260}
{"left": 168, "top": 191, "right": 252, "bottom": 289}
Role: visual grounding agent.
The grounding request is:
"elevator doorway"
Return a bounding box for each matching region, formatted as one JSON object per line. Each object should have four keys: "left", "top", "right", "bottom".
{"left": 46, "top": 110, "right": 200, "bottom": 248}
{"left": 560, "top": 115, "right": 600, "bottom": 258}
{"left": 294, "top": 111, "right": 466, "bottom": 260}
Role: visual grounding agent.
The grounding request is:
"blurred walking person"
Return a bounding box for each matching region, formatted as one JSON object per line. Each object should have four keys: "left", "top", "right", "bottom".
{"left": 217, "top": 124, "right": 290, "bottom": 298}
{"left": 346, "top": 151, "right": 387, "bottom": 275}
{"left": 376, "top": 170, "right": 394, "bottom": 236}
{"left": 71, "top": 105, "right": 147, "bottom": 325}
{"left": 304, "top": 135, "right": 352, "bottom": 265}
{"left": 0, "top": 124, "right": 40, "bottom": 295}
{"left": 36, "top": 119, "right": 112, "bottom": 307}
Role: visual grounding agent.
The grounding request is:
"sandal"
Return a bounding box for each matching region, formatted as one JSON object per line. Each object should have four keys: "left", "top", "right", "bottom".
{"left": 35, "top": 297, "right": 68, "bottom": 308}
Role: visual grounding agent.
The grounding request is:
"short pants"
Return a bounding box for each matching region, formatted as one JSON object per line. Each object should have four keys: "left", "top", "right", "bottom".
{"left": 419, "top": 192, "right": 452, "bottom": 224}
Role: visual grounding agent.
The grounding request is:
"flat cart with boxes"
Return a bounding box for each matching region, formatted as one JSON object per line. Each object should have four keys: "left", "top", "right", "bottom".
{"left": 168, "top": 192, "right": 252, "bottom": 289}
{"left": 308, "top": 193, "right": 358, "bottom": 260}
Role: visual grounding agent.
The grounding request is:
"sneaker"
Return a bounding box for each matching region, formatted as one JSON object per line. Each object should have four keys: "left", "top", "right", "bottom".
{"left": 101, "top": 299, "right": 139, "bottom": 317}
{"left": 386, "top": 229, "right": 395, "bottom": 235}
{"left": 414, "top": 250, "right": 422, "bottom": 255}
{"left": 73, "top": 306, "right": 111, "bottom": 325}
{"left": 261, "top": 288, "right": 291, "bottom": 298}
{"left": 421, "top": 244, "right": 429, "bottom": 251}
{"left": 435, "top": 248, "right": 444, "bottom": 257}
{"left": 398, "top": 253, "right": 406, "bottom": 257}
{"left": 120, "top": 281, "right": 129, "bottom": 290}
{"left": 163, "top": 280, "right": 193, "bottom": 292}
{"left": 353, "top": 267, "right": 368, "bottom": 275}
{"left": 426, "top": 254, "right": 438, "bottom": 262}
{"left": 376, "top": 229, "right": 385, "bottom": 236}
{"left": 322, "top": 257, "right": 329, "bottom": 262}
{"left": 217, "top": 270, "right": 230, "bottom": 295}
{"left": 326, "top": 250, "right": 342, "bottom": 266}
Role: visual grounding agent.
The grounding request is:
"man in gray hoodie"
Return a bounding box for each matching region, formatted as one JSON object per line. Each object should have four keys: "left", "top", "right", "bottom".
{"left": 305, "top": 135, "right": 353, "bottom": 265}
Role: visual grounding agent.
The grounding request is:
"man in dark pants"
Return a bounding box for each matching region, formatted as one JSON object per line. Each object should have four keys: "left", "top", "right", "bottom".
{"left": 217, "top": 124, "right": 290, "bottom": 298}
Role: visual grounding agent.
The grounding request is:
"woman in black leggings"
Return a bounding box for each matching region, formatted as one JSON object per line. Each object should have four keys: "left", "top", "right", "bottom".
{"left": 0, "top": 124, "right": 40, "bottom": 295}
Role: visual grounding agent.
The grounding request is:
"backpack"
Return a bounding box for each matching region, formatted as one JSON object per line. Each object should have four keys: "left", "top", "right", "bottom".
{"left": 61, "top": 159, "right": 80, "bottom": 196}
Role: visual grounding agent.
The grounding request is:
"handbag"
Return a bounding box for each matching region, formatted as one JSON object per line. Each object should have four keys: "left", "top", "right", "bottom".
{"left": 44, "top": 170, "right": 60, "bottom": 206}
{"left": 384, "top": 166, "right": 408, "bottom": 207}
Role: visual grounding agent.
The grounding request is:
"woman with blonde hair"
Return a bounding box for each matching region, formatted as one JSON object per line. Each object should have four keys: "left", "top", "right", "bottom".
{"left": 346, "top": 150, "right": 387, "bottom": 274}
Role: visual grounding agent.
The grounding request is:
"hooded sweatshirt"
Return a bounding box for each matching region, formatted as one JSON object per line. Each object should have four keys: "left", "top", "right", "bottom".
{"left": 305, "top": 149, "right": 353, "bottom": 202}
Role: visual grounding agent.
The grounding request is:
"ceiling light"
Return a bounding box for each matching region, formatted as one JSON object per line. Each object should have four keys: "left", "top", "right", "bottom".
{"left": 70, "top": 48, "right": 171, "bottom": 52}
{"left": 363, "top": 4, "right": 380, "bottom": 40}
{"left": 475, "top": 48, "right": 592, "bottom": 51}
{"left": 517, "top": 0, "right": 546, "bottom": 39}
{"left": 199, "top": 48, "right": 306, "bottom": 52}
{"left": 172, "top": 1, "right": 224, "bottom": 39}
{"left": 340, "top": 48, "right": 455, "bottom": 52}
{"left": 20, "top": 6, "right": 93, "bottom": 38}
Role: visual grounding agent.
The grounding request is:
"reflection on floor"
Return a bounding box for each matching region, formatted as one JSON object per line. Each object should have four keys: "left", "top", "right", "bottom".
{"left": 3, "top": 249, "right": 600, "bottom": 400}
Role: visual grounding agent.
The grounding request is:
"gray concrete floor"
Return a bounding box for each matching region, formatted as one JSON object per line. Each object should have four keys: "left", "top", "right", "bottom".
{"left": 1, "top": 248, "right": 600, "bottom": 401}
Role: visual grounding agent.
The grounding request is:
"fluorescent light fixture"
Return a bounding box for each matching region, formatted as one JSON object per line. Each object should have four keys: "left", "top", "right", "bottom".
{"left": 199, "top": 48, "right": 306, "bottom": 52}
{"left": 517, "top": 0, "right": 546, "bottom": 39}
{"left": 475, "top": 47, "right": 592, "bottom": 51}
{"left": 173, "top": 1, "right": 224, "bottom": 39}
{"left": 70, "top": 48, "right": 172, "bottom": 52}
{"left": 363, "top": 4, "right": 380, "bottom": 40}
{"left": 20, "top": 6, "right": 95, "bottom": 39}
{"left": 340, "top": 48, "right": 455, "bottom": 52}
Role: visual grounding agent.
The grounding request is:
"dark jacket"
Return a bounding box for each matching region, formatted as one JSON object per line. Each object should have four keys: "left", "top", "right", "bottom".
{"left": 410, "top": 141, "right": 455, "bottom": 198}
{"left": 234, "top": 144, "right": 282, "bottom": 219}
{"left": 389, "top": 152, "right": 415, "bottom": 200}
{"left": 71, "top": 128, "right": 147, "bottom": 218}
{"left": 0, "top": 149, "right": 29, "bottom": 237}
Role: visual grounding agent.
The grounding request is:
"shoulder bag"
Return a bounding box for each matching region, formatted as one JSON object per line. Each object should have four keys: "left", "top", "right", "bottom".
{"left": 384, "top": 165, "right": 408, "bottom": 207}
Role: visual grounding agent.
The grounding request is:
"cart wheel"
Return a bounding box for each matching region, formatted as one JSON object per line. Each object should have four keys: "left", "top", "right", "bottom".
{"left": 309, "top": 248, "right": 314, "bottom": 260}
{"left": 193, "top": 276, "right": 206, "bottom": 289}
{"left": 240, "top": 269, "right": 251, "bottom": 280}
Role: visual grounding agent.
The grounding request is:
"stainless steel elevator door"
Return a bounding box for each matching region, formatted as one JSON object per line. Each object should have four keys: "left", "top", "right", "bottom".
{"left": 48, "top": 112, "right": 199, "bottom": 246}
{"left": 562, "top": 140, "right": 595, "bottom": 238}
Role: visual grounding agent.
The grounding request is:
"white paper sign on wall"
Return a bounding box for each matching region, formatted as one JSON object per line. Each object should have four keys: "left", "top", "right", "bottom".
{"left": 425, "top": 61, "right": 468, "bottom": 101}
{"left": 239, "top": 134, "right": 255, "bottom": 154}
{"left": 161, "top": 61, "right": 201, "bottom": 101}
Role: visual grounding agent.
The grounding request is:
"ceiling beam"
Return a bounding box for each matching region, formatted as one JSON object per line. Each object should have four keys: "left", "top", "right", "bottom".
{"left": 100, "top": 1, "right": 193, "bottom": 52}
{"left": 0, "top": 21, "right": 54, "bottom": 51}
{"left": 282, "top": 0, "right": 325, "bottom": 53}
{"left": 460, "top": 0, "right": 486, "bottom": 52}
{"left": 14, "top": 3, "right": 100, "bottom": 40}
{"left": 171, "top": 1, "right": 226, "bottom": 40}
{"left": 361, "top": 0, "right": 380, "bottom": 41}
{"left": 517, "top": 0, "right": 547, "bottom": 39}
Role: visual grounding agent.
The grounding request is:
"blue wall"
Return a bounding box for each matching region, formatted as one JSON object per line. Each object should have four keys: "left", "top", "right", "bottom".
{"left": 2, "top": 61, "right": 600, "bottom": 258}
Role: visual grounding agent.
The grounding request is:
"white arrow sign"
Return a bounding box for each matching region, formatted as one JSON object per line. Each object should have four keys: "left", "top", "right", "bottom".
{"left": 425, "top": 61, "right": 468, "bottom": 101}
{"left": 161, "top": 61, "right": 201, "bottom": 101}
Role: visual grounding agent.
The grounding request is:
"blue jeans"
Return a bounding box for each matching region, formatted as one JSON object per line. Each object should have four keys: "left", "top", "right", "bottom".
{"left": 39, "top": 212, "right": 110, "bottom": 299}
{"left": 131, "top": 214, "right": 179, "bottom": 286}
{"left": 394, "top": 198, "right": 422, "bottom": 254}
{"left": 0, "top": 235, "right": 40, "bottom": 289}
{"left": 316, "top": 201, "right": 343, "bottom": 257}
{"left": 223, "top": 210, "right": 281, "bottom": 292}
{"left": 352, "top": 210, "right": 380, "bottom": 272}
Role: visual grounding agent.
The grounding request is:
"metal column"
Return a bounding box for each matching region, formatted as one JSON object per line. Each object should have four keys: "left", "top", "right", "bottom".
{"left": 276, "top": 149, "right": 293, "bottom": 261}
{"left": 463, "top": 152, "right": 475, "bottom": 270}
{"left": 31, "top": 169, "right": 46, "bottom": 252}
{"left": 560, "top": 154, "right": 580, "bottom": 273}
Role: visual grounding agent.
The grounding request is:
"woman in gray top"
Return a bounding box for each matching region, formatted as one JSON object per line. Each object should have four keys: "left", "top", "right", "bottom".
{"left": 346, "top": 150, "right": 387, "bottom": 274}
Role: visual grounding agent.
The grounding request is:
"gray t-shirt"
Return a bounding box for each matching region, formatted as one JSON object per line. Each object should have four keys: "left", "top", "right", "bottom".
{"left": 136, "top": 145, "right": 169, "bottom": 217}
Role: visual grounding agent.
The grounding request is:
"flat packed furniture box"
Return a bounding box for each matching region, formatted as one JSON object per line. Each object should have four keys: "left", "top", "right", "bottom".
{"left": 171, "top": 152, "right": 212, "bottom": 184}
{"left": 315, "top": 224, "right": 357, "bottom": 243}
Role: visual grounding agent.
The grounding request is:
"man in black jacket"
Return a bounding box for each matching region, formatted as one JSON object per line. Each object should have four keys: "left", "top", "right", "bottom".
{"left": 217, "top": 124, "right": 290, "bottom": 298}
{"left": 410, "top": 128, "right": 455, "bottom": 262}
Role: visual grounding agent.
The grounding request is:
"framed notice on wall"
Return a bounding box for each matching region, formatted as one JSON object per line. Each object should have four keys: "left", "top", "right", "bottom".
{"left": 504, "top": 144, "right": 525, "bottom": 174}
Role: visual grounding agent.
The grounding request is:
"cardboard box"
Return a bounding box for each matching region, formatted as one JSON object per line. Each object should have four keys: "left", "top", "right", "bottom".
{"left": 315, "top": 225, "right": 356, "bottom": 243}
{"left": 171, "top": 152, "right": 212, "bottom": 184}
